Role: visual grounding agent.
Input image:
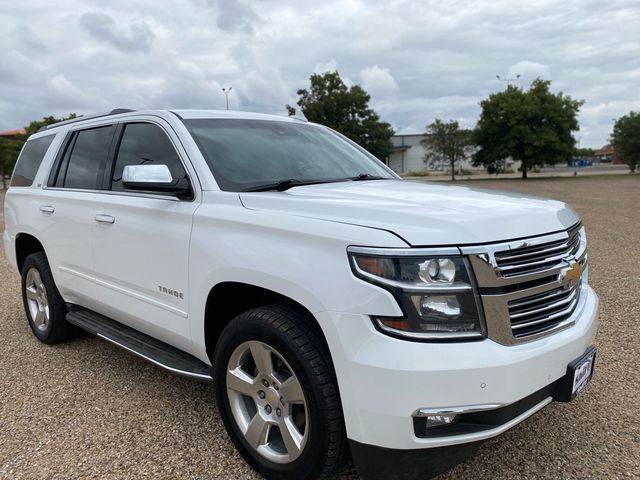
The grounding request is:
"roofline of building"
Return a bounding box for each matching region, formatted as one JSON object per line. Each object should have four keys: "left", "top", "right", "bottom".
{"left": 392, "top": 132, "right": 425, "bottom": 137}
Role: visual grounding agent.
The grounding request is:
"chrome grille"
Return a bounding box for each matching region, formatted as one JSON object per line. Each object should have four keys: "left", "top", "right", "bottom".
{"left": 462, "top": 222, "right": 587, "bottom": 345}
{"left": 494, "top": 225, "right": 581, "bottom": 277}
{"left": 508, "top": 282, "right": 581, "bottom": 338}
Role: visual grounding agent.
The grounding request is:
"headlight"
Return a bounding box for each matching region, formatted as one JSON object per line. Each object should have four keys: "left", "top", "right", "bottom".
{"left": 348, "top": 247, "right": 485, "bottom": 341}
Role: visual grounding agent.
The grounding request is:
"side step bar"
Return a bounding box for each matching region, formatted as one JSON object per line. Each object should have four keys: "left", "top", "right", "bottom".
{"left": 67, "top": 308, "right": 213, "bottom": 382}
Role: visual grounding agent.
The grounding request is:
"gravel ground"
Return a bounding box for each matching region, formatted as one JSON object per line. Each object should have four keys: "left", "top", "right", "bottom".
{"left": 1, "top": 176, "right": 639, "bottom": 479}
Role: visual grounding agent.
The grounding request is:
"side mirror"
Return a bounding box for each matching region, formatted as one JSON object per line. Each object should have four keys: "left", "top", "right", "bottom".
{"left": 122, "top": 164, "right": 192, "bottom": 198}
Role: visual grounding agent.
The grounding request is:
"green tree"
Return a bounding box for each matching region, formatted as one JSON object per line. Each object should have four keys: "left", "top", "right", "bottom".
{"left": 421, "top": 119, "right": 473, "bottom": 181}
{"left": 288, "top": 71, "right": 394, "bottom": 159}
{"left": 474, "top": 79, "right": 584, "bottom": 178}
{"left": 0, "top": 137, "right": 25, "bottom": 189}
{"left": 574, "top": 147, "right": 595, "bottom": 157}
{"left": 611, "top": 111, "right": 640, "bottom": 173}
{"left": 0, "top": 113, "right": 77, "bottom": 189}
{"left": 25, "top": 113, "right": 77, "bottom": 135}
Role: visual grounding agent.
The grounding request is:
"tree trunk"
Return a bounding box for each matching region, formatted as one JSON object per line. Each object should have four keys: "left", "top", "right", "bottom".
{"left": 450, "top": 160, "right": 455, "bottom": 181}
{"left": 521, "top": 164, "right": 527, "bottom": 179}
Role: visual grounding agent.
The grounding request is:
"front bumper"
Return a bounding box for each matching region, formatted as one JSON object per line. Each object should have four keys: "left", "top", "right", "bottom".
{"left": 317, "top": 284, "right": 598, "bottom": 451}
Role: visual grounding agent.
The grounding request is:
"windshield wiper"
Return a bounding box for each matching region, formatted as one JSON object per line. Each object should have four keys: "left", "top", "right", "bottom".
{"left": 349, "top": 173, "right": 389, "bottom": 181}
{"left": 243, "top": 178, "right": 344, "bottom": 192}
{"left": 243, "top": 174, "right": 389, "bottom": 192}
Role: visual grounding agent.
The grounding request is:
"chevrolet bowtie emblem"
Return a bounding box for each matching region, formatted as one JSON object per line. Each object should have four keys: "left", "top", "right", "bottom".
{"left": 560, "top": 261, "right": 583, "bottom": 284}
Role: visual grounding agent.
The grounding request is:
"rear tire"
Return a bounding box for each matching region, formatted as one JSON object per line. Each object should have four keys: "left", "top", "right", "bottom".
{"left": 213, "top": 303, "right": 347, "bottom": 479}
{"left": 21, "top": 252, "right": 77, "bottom": 344}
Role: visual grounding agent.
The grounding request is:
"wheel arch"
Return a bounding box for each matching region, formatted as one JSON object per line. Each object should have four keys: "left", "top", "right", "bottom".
{"left": 203, "top": 281, "right": 332, "bottom": 366}
{"left": 15, "top": 232, "right": 46, "bottom": 272}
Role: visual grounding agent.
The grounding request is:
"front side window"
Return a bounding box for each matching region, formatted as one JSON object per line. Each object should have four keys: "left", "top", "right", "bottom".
{"left": 62, "top": 126, "right": 113, "bottom": 189}
{"left": 183, "top": 119, "right": 395, "bottom": 192}
{"left": 111, "top": 123, "right": 186, "bottom": 192}
{"left": 10, "top": 134, "right": 55, "bottom": 187}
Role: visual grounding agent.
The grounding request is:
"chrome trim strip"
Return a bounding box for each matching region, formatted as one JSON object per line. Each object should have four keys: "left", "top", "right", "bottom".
{"left": 498, "top": 250, "right": 579, "bottom": 272}
{"left": 460, "top": 229, "right": 573, "bottom": 255}
{"left": 411, "top": 397, "right": 553, "bottom": 448}
{"left": 509, "top": 287, "right": 570, "bottom": 308}
{"left": 414, "top": 403, "right": 504, "bottom": 417}
{"left": 96, "top": 333, "right": 213, "bottom": 382}
{"left": 58, "top": 266, "right": 188, "bottom": 318}
{"left": 494, "top": 238, "right": 577, "bottom": 262}
{"left": 375, "top": 319, "right": 484, "bottom": 340}
{"left": 511, "top": 297, "right": 579, "bottom": 330}
{"left": 348, "top": 245, "right": 461, "bottom": 257}
{"left": 510, "top": 288, "right": 578, "bottom": 320}
{"left": 43, "top": 186, "right": 182, "bottom": 202}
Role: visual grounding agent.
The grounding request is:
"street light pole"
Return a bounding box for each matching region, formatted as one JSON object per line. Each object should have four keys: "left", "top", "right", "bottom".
{"left": 222, "top": 87, "right": 232, "bottom": 110}
{"left": 496, "top": 74, "right": 520, "bottom": 86}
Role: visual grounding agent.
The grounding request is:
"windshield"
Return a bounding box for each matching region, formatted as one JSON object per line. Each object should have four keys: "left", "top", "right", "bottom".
{"left": 183, "top": 118, "right": 396, "bottom": 191}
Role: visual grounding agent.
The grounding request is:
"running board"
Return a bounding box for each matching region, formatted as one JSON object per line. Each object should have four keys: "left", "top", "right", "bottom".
{"left": 67, "top": 308, "right": 213, "bottom": 382}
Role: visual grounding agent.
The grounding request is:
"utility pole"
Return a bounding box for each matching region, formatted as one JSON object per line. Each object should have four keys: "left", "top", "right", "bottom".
{"left": 496, "top": 74, "right": 520, "bottom": 86}
{"left": 222, "top": 87, "right": 232, "bottom": 110}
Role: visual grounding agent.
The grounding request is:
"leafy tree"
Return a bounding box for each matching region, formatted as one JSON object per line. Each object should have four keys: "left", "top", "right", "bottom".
{"left": 574, "top": 147, "right": 595, "bottom": 157}
{"left": 0, "top": 113, "right": 77, "bottom": 189}
{"left": 474, "top": 79, "right": 583, "bottom": 178}
{"left": 25, "top": 113, "right": 77, "bottom": 135}
{"left": 421, "top": 119, "right": 473, "bottom": 181}
{"left": 611, "top": 111, "right": 640, "bottom": 173}
{"left": 288, "top": 71, "right": 394, "bottom": 159}
{"left": 0, "top": 137, "right": 25, "bottom": 189}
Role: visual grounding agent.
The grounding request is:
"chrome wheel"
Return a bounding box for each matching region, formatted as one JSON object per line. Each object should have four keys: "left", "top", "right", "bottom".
{"left": 25, "top": 267, "right": 49, "bottom": 331}
{"left": 226, "top": 340, "right": 309, "bottom": 464}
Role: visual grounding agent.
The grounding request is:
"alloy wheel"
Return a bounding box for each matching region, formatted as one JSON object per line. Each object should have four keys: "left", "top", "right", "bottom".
{"left": 226, "top": 340, "right": 309, "bottom": 464}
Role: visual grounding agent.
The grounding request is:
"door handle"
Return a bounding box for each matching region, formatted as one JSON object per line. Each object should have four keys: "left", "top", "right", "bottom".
{"left": 40, "top": 205, "right": 55, "bottom": 214}
{"left": 95, "top": 214, "right": 115, "bottom": 224}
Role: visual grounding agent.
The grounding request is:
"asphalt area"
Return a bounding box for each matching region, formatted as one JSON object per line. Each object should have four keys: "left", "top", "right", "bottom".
{"left": 1, "top": 176, "right": 638, "bottom": 479}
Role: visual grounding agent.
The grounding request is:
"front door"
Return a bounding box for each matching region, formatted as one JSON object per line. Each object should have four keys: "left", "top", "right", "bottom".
{"left": 92, "top": 120, "right": 199, "bottom": 352}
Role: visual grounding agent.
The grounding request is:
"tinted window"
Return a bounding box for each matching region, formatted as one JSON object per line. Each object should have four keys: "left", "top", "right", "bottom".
{"left": 10, "top": 135, "right": 55, "bottom": 187}
{"left": 63, "top": 126, "right": 113, "bottom": 189}
{"left": 111, "top": 123, "right": 186, "bottom": 191}
{"left": 183, "top": 119, "right": 394, "bottom": 192}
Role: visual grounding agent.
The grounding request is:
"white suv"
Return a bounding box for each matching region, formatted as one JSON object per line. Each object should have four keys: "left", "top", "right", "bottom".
{"left": 3, "top": 109, "right": 598, "bottom": 480}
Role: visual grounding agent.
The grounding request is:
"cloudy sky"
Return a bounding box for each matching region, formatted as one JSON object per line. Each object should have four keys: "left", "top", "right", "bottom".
{"left": 1, "top": 0, "right": 638, "bottom": 147}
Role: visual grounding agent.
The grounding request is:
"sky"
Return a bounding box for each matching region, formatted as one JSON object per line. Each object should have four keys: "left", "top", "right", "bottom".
{"left": 1, "top": 0, "right": 638, "bottom": 148}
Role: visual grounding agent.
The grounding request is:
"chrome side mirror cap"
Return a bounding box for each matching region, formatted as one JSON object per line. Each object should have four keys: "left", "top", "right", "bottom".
{"left": 122, "top": 164, "right": 192, "bottom": 199}
{"left": 122, "top": 164, "right": 173, "bottom": 184}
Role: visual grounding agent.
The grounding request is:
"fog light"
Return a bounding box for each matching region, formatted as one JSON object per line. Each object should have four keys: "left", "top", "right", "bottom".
{"left": 426, "top": 414, "right": 458, "bottom": 429}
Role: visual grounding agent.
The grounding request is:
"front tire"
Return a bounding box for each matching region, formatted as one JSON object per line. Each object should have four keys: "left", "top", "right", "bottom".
{"left": 21, "top": 252, "right": 76, "bottom": 344}
{"left": 213, "top": 303, "right": 347, "bottom": 479}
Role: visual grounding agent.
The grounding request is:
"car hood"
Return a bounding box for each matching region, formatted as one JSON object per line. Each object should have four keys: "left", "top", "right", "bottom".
{"left": 239, "top": 180, "right": 580, "bottom": 246}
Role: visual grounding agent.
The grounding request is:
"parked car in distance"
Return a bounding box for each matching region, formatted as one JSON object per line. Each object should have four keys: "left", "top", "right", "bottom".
{"left": 3, "top": 109, "right": 598, "bottom": 479}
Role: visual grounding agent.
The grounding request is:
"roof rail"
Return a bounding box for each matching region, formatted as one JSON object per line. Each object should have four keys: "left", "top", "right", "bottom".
{"left": 37, "top": 108, "right": 136, "bottom": 132}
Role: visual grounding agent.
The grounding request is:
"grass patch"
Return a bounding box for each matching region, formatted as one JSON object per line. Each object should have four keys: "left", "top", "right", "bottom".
{"left": 445, "top": 172, "right": 639, "bottom": 183}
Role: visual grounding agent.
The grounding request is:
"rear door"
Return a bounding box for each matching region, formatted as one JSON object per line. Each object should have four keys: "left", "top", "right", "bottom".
{"left": 4, "top": 133, "right": 57, "bottom": 271}
{"left": 42, "top": 125, "right": 116, "bottom": 309}
{"left": 91, "top": 119, "right": 199, "bottom": 351}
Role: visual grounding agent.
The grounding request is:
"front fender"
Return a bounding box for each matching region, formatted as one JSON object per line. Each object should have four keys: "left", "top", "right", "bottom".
{"left": 187, "top": 193, "right": 407, "bottom": 362}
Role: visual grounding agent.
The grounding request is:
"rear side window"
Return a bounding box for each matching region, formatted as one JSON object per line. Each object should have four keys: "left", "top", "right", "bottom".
{"left": 59, "top": 126, "right": 114, "bottom": 190}
{"left": 110, "top": 123, "right": 186, "bottom": 191}
{"left": 10, "top": 135, "right": 55, "bottom": 187}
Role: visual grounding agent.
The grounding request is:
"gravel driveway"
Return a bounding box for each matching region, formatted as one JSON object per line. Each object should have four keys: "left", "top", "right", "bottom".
{"left": 1, "top": 176, "right": 638, "bottom": 479}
